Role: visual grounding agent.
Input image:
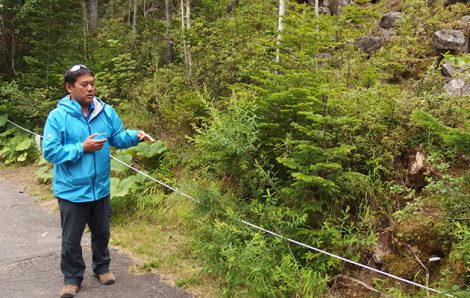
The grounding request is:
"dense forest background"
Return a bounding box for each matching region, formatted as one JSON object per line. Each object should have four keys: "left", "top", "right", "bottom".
{"left": 1, "top": 0, "right": 469, "bottom": 296}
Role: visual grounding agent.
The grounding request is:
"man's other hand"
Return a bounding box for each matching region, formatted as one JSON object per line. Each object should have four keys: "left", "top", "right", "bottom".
{"left": 82, "top": 133, "right": 106, "bottom": 152}
{"left": 137, "top": 131, "right": 155, "bottom": 142}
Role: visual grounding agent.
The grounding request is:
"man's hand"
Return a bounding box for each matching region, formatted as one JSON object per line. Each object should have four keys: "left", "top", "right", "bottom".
{"left": 82, "top": 133, "right": 106, "bottom": 152}
{"left": 137, "top": 131, "right": 155, "bottom": 142}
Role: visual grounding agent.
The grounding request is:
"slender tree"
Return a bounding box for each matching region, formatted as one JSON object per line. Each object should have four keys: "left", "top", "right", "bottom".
{"left": 132, "top": 0, "right": 138, "bottom": 45}
{"left": 89, "top": 0, "right": 98, "bottom": 31}
{"left": 275, "top": 0, "right": 285, "bottom": 64}
{"left": 0, "top": 1, "right": 18, "bottom": 76}
{"left": 165, "top": 0, "right": 173, "bottom": 64}
{"left": 180, "top": 0, "right": 193, "bottom": 84}
{"left": 80, "top": 0, "right": 89, "bottom": 60}
{"left": 307, "top": 0, "right": 319, "bottom": 17}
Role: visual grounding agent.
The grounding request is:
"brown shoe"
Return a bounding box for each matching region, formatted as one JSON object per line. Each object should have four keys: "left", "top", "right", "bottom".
{"left": 60, "top": 284, "right": 78, "bottom": 298}
{"left": 94, "top": 272, "right": 115, "bottom": 285}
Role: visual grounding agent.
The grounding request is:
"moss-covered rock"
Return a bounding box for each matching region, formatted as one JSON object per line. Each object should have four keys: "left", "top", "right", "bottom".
{"left": 383, "top": 200, "right": 452, "bottom": 281}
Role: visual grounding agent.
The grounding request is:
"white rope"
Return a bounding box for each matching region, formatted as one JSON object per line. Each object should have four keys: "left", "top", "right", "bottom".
{"left": 109, "top": 156, "right": 456, "bottom": 298}
{"left": 7, "top": 120, "right": 43, "bottom": 138}
{"left": 239, "top": 220, "right": 455, "bottom": 297}
{"left": 110, "top": 156, "right": 200, "bottom": 203}
{"left": 4, "top": 119, "right": 456, "bottom": 297}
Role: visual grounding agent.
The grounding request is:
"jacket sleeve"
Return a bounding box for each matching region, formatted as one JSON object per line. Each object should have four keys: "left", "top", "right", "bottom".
{"left": 42, "top": 111, "right": 84, "bottom": 164}
{"left": 107, "top": 107, "right": 139, "bottom": 149}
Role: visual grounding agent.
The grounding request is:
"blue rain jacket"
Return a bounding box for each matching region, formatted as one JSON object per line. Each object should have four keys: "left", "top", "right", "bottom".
{"left": 43, "top": 96, "right": 139, "bottom": 202}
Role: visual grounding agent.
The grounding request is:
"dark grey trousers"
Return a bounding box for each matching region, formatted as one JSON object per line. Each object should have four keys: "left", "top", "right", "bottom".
{"left": 58, "top": 195, "right": 112, "bottom": 286}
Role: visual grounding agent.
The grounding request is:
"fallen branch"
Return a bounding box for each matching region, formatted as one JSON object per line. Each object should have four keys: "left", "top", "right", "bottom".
{"left": 329, "top": 274, "right": 383, "bottom": 295}
{"left": 407, "top": 244, "right": 430, "bottom": 297}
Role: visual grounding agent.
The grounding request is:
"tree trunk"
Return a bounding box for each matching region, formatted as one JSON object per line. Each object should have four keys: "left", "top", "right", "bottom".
{"left": 315, "top": 0, "right": 319, "bottom": 19}
{"left": 275, "top": 0, "right": 285, "bottom": 64}
{"left": 185, "top": 0, "right": 193, "bottom": 80}
{"left": 180, "top": 0, "right": 188, "bottom": 68}
{"left": 132, "top": 0, "right": 138, "bottom": 46}
{"left": 165, "top": 0, "right": 173, "bottom": 64}
{"left": 0, "top": 6, "right": 16, "bottom": 76}
{"left": 185, "top": 0, "right": 190, "bottom": 29}
{"left": 89, "top": 0, "right": 98, "bottom": 31}
{"left": 10, "top": 26, "right": 16, "bottom": 75}
{"left": 180, "top": 0, "right": 194, "bottom": 85}
{"left": 128, "top": 0, "right": 132, "bottom": 25}
{"left": 80, "top": 0, "right": 89, "bottom": 61}
{"left": 143, "top": 0, "right": 146, "bottom": 20}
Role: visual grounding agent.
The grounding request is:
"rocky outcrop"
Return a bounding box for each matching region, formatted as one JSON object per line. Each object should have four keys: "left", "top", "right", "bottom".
{"left": 441, "top": 56, "right": 470, "bottom": 97}
{"left": 317, "top": 0, "right": 351, "bottom": 15}
{"left": 441, "top": 61, "right": 469, "bottom": 77}
{"left": 355, "top": 36, "right": 382, "bottom": 55}
{"left": 377, "top": 28, "right": 397, "bottom": 43}
{"left": 380, "top": 12, "right": 403, "bottom": 29}
{"left": 444, "top": 77, "right": 470, "bottom": 97}
{"left": 405, "top": 150, "right": 427, "bottom": 190}
{"left": 432, "top": 29, "right": 467, "bottom": 52}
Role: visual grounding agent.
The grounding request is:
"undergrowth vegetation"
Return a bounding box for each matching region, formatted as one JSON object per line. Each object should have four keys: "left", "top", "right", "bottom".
{"left": 1, "top": 0, "right": 469, "bottom": 296}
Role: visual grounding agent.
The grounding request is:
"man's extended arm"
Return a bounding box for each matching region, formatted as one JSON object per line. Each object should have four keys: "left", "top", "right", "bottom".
{"left": 108, "top": 107, "right": 141, "bottom": 149}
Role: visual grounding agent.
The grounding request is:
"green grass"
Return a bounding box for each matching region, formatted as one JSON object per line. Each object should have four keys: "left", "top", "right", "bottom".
{"left": 110, "top": 193, "right": 218, "bottom": 297}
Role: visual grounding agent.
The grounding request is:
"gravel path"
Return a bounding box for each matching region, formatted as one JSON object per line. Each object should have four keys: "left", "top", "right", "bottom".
{"left": 0, "top": 179, "right": 193, "bottom": 298}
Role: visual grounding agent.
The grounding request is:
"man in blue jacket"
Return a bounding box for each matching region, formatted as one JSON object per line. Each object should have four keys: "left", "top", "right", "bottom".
{"left": 43, "top": 64, "right": 154, "bottom": 298}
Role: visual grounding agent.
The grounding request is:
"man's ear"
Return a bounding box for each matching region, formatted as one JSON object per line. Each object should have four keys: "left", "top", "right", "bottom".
{"left": 65, "top": 82, "right": 73, "bottom": 93}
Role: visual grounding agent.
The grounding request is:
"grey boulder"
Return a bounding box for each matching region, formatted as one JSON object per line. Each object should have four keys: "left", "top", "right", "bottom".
{"left": 355, "top": 36, "right": 383, "bottom": 54}
{"left": 380, "top": 12, "right": 403, "bottom": 29}
{"left": 441, "top": 61, "right": 469, "bottom": 77}
{"left": 432, "top": 29, "right": 466, "bottom": 52}
{"left": 444, "top": 77, "right": 470, "bottom": 97}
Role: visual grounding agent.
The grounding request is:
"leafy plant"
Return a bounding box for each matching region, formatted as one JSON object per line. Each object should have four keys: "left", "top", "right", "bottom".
{"left": 35, "top": 156, "right": 53, "bottom": 184}
{"left": 0, "top": 117, "right": 38, "bottom": 164}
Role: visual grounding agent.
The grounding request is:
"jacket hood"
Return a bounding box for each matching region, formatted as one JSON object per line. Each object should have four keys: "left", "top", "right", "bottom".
{"left": 57, "top": 95, "right": 105, "bottom": 121}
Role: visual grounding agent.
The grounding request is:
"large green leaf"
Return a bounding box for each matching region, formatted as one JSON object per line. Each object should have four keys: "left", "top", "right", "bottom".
{"left": 0, "top": 115, "right": 7, "bottom": 127}
{"left": 135, "top": 173, "right": 146, "bottom": 183}
{"left": 110, "top": 176, "right": 136, "bottom": 198}
{"left": 35, "top": 165, "right": 53, "bottom": 183}
{"left": 111, "top": 153, "right": 133, "bottom": 173}
{"left": 0, "top": 129, "right": 14, "bottom": 138}
{"left": 15, "top": 138, "right": 33, "bottom": 151}
{"left": 135, "top": 141, "right": 167, "bottom": 158}
{"left": 17, "top": 152, "right": 28, "bottom": 162}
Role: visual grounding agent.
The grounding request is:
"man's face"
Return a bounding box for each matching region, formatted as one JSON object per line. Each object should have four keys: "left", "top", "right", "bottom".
{"left": 66, "top": 74, "right": 95, "bottom": 106}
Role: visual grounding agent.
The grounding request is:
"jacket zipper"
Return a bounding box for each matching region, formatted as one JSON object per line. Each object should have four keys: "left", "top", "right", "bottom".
{"left": 87, "top": 124, "right": 97, "bottom": 201}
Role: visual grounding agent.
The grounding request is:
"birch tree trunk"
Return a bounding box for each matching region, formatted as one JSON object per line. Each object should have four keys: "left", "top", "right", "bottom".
{"left": 308, "top": 0, "right": 318, "bottom": 17}
{"left": 89, "top": 0, "right": 98, "bottom": 31}
{"left": 165, "top": 0, "right": 173, "bottom": 64}
{"left": 315, "top": 0, "right": 319, "bottom": 19}
{"left": 180, "top": 0, "right": 188, "bottom": 67}
{"left": 180, "top": 0, "right": 193, "bottom": 84}
{"left": 275, "top": 0, "right": 285, "bottom": 64}
{"left": 185, "top": 0, "right": 193, "bottom": 79}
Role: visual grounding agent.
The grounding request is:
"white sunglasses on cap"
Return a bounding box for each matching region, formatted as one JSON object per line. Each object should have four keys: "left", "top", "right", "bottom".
{"left": 69, "top": 64, "right": 88, "bottom": 73}
{"left": 65, "top": 64, "right": 90, "bottom": 83}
